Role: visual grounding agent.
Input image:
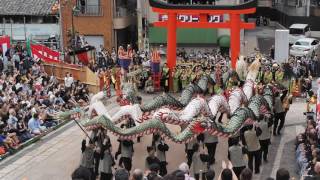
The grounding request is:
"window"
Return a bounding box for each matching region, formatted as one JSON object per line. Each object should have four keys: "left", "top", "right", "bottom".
{"left": 289, "top": 28, "right": 304, "bottom": 35}
{"left": 311, "top": 40, "right": 319, "bottom": 46}
{"left": 77, "top": 0, "right": 102, "bottom": 16}
{"left": 304, "top": 26, "right": 310, "bottom": 32}
{"left": 295, "top": 41, "right": 309, "bottom": 46}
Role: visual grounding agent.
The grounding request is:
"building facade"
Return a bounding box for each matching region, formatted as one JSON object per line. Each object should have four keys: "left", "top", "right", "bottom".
{"left": 142, "top": 0, "right": 247, "bottom": 52}
{"left": 255, "top": 0, "right": 320, "bottom": 30}
{"left": 61, "top": 0, "right": 137, "bottom": 51}
{"left": 0, "top": 0, "right": 59, "bottom": 47}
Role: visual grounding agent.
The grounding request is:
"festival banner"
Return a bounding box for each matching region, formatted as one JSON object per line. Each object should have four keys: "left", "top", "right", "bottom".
{"left": 0, "top": 36, "right": 10, "bottom": 57}
{"left": 28, "top": 39, "right": 60, "bottom": 63}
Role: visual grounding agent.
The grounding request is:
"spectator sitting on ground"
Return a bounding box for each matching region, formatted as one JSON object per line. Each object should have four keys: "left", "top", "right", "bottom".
{"left": 0, "top": 130, "right": 20, "bottom": 150}
{"left": 144, "top": 76, "right": 154, "bottom": 94}
{"left": 7, "top": 108, "right": 18, "bottom": 131}
{"left": 0, "top": 43, "right": 90, "bottom": 157}
{"left": 27, "top": 113, "right": 46, "bottom": 135}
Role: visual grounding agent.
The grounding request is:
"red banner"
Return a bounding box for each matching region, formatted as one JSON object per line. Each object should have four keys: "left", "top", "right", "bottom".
{"left": 0, "top": 36, "right": 10, "bottom": 57}
{"left": 30, "top": 43, "right": 60, "bottom": 63}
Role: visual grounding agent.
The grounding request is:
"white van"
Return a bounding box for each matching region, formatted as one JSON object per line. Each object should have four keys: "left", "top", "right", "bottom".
{"left": 289, "top": 24, "right": 311, "bottom": 45}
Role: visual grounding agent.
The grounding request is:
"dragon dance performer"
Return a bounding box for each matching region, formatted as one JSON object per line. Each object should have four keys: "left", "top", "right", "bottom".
{"left": 214, "top": 64, "right": 223, "bottom": 95}
{"left": 275, "top": 67, "right": 284, "bottom": 84}
{"left": 99, "top": 69, "right": 106, "bottom": 91}
{"left": 205, "top": 68, "right": 214, "bottom": 95}
{"left": 99, "top": 68, "right": 111, "bottom": 97}
{"left": 161, "top": 63, "right": 169, "bottom": 92}
{"left": 263, "top": 67, "right": 273, "bottom": 84}
{"left": 104, "top": 69, "right": 111, "bottom": 98}
{"left": 225, "top": 70, "right": 240, "bottom": 98}
{"left": 180, "top": 70, "right": 189, "bottom": 90}
{"left": 173, "top": 67, "right": 181, "bottom": 93}
{"left": 112, "top": 66, "right": 122, "bottom": 97}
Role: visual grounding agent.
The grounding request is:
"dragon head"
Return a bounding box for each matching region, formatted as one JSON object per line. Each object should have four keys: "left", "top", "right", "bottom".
{"left": 54, "top": 107, "right": 85, "bottom": 121}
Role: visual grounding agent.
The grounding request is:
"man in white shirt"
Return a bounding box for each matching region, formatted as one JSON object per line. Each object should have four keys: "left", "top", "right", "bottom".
{"left": 64, "top": 73, "right": 74, "bottom": 89}
{"left": 258, "top": 117, "right": 272, "bottom": 162}
{"left": 203, "top": 132, "right": 218, "bottom": 166}
{"left": 273, "top": 91, "right": 285, "bottom": 135}
{"left": 228, "top": 138, "right": 247, "bottom": 178}
{"left": 243, "top": 125, "right": 262, "bottom": 174}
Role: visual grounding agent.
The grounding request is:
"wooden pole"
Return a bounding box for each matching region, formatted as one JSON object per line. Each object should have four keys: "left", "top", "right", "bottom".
{"left": 230, "top": 14, "right": 241, "bottom": 69}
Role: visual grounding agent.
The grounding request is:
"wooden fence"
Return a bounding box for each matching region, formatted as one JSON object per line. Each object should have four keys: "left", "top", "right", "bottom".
{"left": 43, "top": 62, "right": 100, "bottom": 93}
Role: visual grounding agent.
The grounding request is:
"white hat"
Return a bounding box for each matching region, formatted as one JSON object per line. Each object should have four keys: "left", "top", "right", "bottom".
{"left": 179, "top": 162, "right": 189, "bottom": 173}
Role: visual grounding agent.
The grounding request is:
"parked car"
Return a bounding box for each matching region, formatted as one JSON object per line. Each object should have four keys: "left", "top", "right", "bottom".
{"left": 289, "top": 38, "right": 319, "bottom": 57}
{"left": 289, "top": 24, "right": 311, "bottom": 46}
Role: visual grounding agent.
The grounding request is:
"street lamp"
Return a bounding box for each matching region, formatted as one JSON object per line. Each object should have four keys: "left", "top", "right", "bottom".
{"left": 71, "top": 6, "right": 80, "bottom": 48}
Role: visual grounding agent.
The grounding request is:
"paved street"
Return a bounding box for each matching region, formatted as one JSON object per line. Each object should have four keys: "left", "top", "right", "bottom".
{"left": 0, "top": 92, "right": 307, "bottom": 180}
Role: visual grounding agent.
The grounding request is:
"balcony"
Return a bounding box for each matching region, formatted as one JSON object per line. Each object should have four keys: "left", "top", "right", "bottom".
{"left": 113, "top": 7, "right": 136, "bottom": 29}
{"left": 77, "top": 5, "right": 103, "bottom": 16}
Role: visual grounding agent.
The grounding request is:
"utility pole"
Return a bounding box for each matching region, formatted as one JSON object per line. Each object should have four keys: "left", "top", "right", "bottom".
{"left": 137, "top": 0, "right": 143, "bottom": 50}
{"left": 59, "top": 2, "right": 64, "bottom": 51}
{"left": 23, "top": 16, "right": 27, "bottom": 41}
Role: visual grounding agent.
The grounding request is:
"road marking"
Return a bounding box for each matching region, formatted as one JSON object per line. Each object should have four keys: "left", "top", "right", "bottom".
{"left": 270, "top": 128, "right": 289, "bottom": 178}
{"left": 270, "top": 125, "right": 304, "bottom": 178}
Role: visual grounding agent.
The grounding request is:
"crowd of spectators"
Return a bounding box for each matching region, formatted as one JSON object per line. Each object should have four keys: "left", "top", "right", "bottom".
{"left": 86, "top": 42, "right": 319, "bottom": 97}
{"left": 0, "top": 42, "right": 90, "bottom": 157}
{"left": 296, "top": 115, "right": 320, "bottom": 179}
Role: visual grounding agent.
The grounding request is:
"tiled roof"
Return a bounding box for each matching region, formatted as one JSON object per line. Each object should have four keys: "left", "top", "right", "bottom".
{"left": 0, "top": 0, "right": 57, "bottom": 16}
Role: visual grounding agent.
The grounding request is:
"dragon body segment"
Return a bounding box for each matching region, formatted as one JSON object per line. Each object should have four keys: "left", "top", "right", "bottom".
{"left": 79, "top": 89, "right": 274, "bottom": 141}
{"left": 208, "top": 95, "right": 230, "bottom": 117}
{"left": 58, "top": 56, "right": 279, "bottom": 143}
{"left": 228, "top": 87, "right": 248, "bottom": 114}
{"left": 81, "top": 115, "right": 206, "bottom": 143}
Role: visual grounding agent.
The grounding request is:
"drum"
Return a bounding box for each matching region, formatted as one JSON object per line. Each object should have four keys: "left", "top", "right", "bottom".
{"left": 151, "top": 62, "right": 160, "bottom": 73}
{"left": 119, "top": 58, "right": 131, "bottom": 70}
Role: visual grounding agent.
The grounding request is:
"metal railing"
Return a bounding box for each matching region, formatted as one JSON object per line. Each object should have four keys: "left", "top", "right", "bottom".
{"left": 77, "top": 5, "right": 103, "bottom": 16}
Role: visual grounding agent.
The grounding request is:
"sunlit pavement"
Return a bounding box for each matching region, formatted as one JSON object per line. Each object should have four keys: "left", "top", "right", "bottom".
{"left": 0, "top": 93, "right": 306, "bottom": 180}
